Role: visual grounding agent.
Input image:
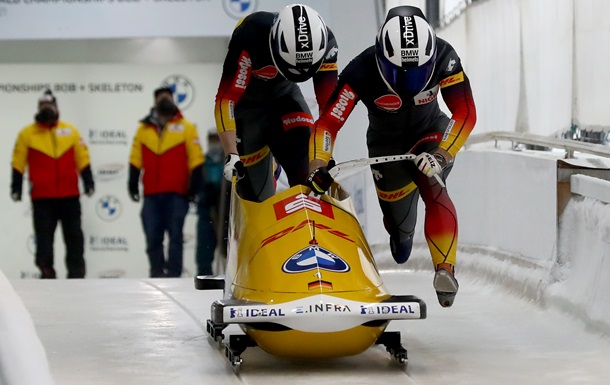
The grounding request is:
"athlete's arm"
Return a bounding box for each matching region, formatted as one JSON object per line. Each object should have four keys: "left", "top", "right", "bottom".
{"left": 309, "top": 77, "right": 360, "bottom": 169}
{"left": 438, "top": 53, "right": 477, "bottom": 160}
{"left": 214, "top": 21, "right": 252, "bottom": 156}
{"left": 312, "top": 29, "right": 339, "bottom": 113}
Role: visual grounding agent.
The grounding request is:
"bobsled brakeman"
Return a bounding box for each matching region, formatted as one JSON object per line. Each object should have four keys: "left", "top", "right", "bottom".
{"left": 196, "top": 171, "right": 426, "bottom": 366}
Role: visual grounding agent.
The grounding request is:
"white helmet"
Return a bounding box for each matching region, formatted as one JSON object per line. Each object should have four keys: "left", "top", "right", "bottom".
{"left": 375, "top": 6, "right": 437, "bottom": 97}
{"left": 270, "top": 4, "right": 328, "bottom": 83}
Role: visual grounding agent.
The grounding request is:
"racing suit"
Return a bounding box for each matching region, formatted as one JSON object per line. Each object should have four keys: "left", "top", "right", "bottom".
{"left": 214, "top": 11, "right": 338, "bottom": 202}
{"left": 310, "top": 39, "right": 477, "bottom": 271}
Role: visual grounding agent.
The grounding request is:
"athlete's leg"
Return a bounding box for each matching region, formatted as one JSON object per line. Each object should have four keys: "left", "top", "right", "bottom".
{"left": 367, "top": 127, "right": 419, "bottom": 264}
{"left": 267, "top": 89, "right": 312, "bottom": 188}
{"left": 234, "top": 102, "right": 275, "bottom": 202}
{"left": 412, "top": 114, "right": 459, "bottom": 307}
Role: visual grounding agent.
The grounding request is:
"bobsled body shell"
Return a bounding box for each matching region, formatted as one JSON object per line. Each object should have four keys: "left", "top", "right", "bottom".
{"left": 224, "top": 184, "right": 394, "bottom": 358}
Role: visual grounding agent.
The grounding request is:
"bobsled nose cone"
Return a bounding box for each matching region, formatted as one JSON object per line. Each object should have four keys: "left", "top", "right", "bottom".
{"left": 390, "top": 237, "right": 413, "bottom": 264}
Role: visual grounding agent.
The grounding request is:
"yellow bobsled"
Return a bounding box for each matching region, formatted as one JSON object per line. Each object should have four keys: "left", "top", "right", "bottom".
{"left": 196, "top": 181, "right": 426, "bottom": 366}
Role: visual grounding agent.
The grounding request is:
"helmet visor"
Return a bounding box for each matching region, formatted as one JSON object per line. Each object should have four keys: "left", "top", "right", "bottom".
{"left": 378, "top": 54, "right": 435, "bottom": 97}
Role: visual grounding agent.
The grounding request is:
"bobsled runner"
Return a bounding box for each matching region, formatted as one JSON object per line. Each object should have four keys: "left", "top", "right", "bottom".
{"left": 196, "top": 178, "right": 426, "bottom": 367}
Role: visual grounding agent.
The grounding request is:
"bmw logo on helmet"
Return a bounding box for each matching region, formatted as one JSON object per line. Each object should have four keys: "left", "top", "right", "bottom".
{"left": 96, "top": 195, "right": 122, "bottom": 222}
{"left": 223, "top": 0, "right": 257, "bottom": 20}
{"left": 160, "top": 74, "right": 195, "bottom": 110}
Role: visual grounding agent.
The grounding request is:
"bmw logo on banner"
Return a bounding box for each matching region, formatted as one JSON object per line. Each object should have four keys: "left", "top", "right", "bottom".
{"left": 223, "top": 0, "right": 257, "bottom": 19}
{"left": 160, "top": 75, "right": 195, "bottom": 110}
{"left": 96, "top": 195, "right": 122, "bottom": 222}
{"left": 282, "top": 246, "right": 350, "bottom": 274}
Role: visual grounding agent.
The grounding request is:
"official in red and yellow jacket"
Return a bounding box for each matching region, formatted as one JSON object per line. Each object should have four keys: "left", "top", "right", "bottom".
{"left": 129, "top": 87, "right": 204, "bottom": 278}
{"left": 11, "top": 90, "right": 94, "bottom": 279}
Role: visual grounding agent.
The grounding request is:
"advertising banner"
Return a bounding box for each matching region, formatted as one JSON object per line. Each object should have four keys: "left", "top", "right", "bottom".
{"left": 0, "top": 0, "right": 331, "bottom": 40}
{"left": 0, "top": 63, "right": 222, "bottom": 279}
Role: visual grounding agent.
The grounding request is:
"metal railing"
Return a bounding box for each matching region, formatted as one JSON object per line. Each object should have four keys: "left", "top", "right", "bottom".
{"left": 465, "top": 131, "right": 610, "bottom": 159}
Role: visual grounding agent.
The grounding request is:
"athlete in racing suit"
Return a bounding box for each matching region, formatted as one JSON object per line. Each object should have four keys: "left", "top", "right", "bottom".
{"left": 307, "top": 6, "right": 477, "bottom": 307}
{"left": 215, "top": 4, "right": 338, "bottom": 202}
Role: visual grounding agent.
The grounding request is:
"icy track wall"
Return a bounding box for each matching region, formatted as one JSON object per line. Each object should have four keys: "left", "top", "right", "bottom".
{"left": 0, "top": 270, "right": 55, "bottom": 385}
{"left": 340, "top": 148, "right": 610, "bottom": 333}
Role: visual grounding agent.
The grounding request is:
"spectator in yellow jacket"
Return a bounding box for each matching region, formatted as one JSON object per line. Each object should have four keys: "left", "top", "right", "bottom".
{"left": 11, "top": 90, "right": 94, "bottom": 279}
{"left": 129, "top": 87, "right": 204, "bottom": 278}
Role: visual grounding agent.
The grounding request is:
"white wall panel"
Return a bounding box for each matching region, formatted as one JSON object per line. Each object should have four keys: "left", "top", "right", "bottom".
{"left": 573, "top": 0, "right": 610, "bottom": 129}
{"left": 520, "top": 0, "right": 573, "bottom": 136}
{"left": 463, "top": 0, "right": 521, "bottom": 133}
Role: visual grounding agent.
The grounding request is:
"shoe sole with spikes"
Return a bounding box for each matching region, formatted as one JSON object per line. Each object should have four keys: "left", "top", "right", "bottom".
{"left": 434, "top": 269, "right": 459, "bottom": 308}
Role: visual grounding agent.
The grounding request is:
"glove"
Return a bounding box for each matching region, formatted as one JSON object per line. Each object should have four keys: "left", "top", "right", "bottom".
{"left": 84, "top": 185, "right": 95, "bottom": 197}
{"left": 10, "top": 192, "right": 21, "bottom": 202}
{"left": 223, "top": 153, "right": 245, "bottom": 181}
{"left": 415, "top": 152, "right": 447, "bottom": 178}
{"left": 129, "top": 190, "right": 140, "bottom": 202}
{"left": 307, "top": 166, "right": 334, "bottom": 195}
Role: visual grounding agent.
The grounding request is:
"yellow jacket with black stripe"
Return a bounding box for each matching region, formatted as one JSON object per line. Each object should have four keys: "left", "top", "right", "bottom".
{"left": 12, "top": 121, "right": 91, "bottom": 200}
{"left": 129, "top": 111, "right": 204, "bottom": 196}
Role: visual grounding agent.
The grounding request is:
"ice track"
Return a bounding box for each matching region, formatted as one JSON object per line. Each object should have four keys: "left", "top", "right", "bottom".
{"left": 11, "top": 270, "right": 610, "bottom": 385}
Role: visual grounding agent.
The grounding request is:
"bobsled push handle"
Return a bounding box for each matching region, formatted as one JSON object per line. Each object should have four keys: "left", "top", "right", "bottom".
{"left": 329, "top": 154, "right": 446, "bottom": 188}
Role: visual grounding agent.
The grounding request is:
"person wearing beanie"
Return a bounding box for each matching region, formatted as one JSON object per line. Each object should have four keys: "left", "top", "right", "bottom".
{"left": 10, "top": 89, "right": 95, "bottom": 279}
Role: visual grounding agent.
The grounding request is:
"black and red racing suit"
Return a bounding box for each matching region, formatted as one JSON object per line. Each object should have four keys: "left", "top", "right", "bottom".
{"left": 310, "top": 38, "right": 477, "bottom": 270}
{"left": 214, "top": 11, "right": 338, "bottom": 202}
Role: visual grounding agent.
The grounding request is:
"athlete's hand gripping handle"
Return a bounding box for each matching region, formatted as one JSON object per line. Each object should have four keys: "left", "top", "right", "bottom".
{"left": 414, "top": 152, "right": 447, "bottom": 187}
{"left": 307, "top": 166, "right": 334, "bottom": 195}
{"left": 223, "top": 153, "right": 245, "bottom": 182}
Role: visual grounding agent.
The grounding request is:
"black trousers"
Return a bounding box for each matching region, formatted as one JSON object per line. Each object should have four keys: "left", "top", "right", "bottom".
{"left": 32, "top": 197, "right": 85, "bottom": 279}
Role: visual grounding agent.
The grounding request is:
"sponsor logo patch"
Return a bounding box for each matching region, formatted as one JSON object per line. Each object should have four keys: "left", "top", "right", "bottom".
{"left": 328, "top": 85, "right": 357, "bottom": 123}
{"left": 240, "top": 146, "right": 269, "bottom": 166}
{"left": 440, "top": 71, "right": 464, "bottom": 88}
{"left": 446, "top": 58, "right": 457, "bottom": 72}
{"left": 252, "top": 65, "right": 278, "bottom": 80}
{"left": 323, "top": 131, "right": 332, "bottom": 152}
{"left": 319, "top": 63, "right": 338, "bottom": 71}
{"left": 282, "top": 112, "right": 314, "bottom": 130}
{"left": 282, "top": 245, "right": 350, "bottom": 273}
{"left": 273, "top": 193, "right": 334, "bottom": 220}
{"left": 413, "top": 85, "right": 440, "bottom": 105}
{"left": 167, "top": 124, "right": 184, "bottom": 132}
{"left": 443, "top": 120, "right": 455, "bottom": 141}
{"left": 233, "top": 51, "right": 252, "bottom": 91}
{"left": 375, "top": 94, "right": 402, "bottom": 111}
{"left": 376, "top": 182, "right": 417, "bottom": 202}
